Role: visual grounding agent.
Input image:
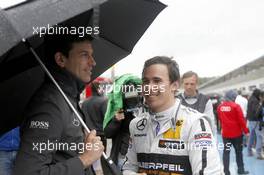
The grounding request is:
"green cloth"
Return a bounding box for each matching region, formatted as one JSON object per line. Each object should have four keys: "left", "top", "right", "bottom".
{"left": 103, "top": 74, "right": 141, "bottom": 129}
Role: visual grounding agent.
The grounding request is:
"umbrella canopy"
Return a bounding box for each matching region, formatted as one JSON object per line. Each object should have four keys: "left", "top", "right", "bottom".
{"left": 92, "top": 0, "right": 166, "bottom": 79}
{"left": 0, "top": 0, "right": 105, "bottom": 57}
{"left": 0, "top": 0, "right": 166, "bottom": 135}
{"left": 0, "top": 0, "right": 106, "bottom": 136}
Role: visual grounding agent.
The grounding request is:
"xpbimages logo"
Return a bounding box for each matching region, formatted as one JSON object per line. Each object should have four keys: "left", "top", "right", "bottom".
{"left": 100, "top": 84, "right": 166, "bottom": 95}
{"left": 32, "top": 140, "right": 100, "bottom": 154}
{"left": 33, "top": 24, "right": 100, "bottom": 37}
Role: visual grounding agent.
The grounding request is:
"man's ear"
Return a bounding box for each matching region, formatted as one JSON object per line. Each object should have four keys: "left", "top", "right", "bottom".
{"left": 54, "top": 52, "right": 67, "bottom": 68}
{"left": 171, "top": 81, "right": 179, "bottom": 92}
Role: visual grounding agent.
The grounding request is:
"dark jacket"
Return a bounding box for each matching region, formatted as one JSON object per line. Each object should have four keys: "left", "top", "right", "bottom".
{"left": 247, "top": 90, "right": 261, "bottom": 121}
{"left": 0, "top": 127, "right": 20, "bottom": 151}
{"left": 104, "top": 112, "right": 134, "bottom": 164}
{"left": 81, "top": 96, "right": 109, "bottom": 175}
{"left": 13, "top": 67, "right": 94, "bottom": 175}
{"left": 81, "top": 96, "right": 107, "bottom": 137}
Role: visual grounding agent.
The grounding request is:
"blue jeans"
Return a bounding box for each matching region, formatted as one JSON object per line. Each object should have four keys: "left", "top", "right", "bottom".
{"left": 0, "top": 151, "right": 17, "bottom": 175}
{"left": 248, "top": 121, "right": 263, "bottom": 156}
{"left": 255, "top": 123, "right": 264, "bottom": 155}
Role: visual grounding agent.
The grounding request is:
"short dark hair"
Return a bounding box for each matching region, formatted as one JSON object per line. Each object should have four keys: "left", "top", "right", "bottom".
{"left": 142, "top": 56, "right": 180, "bottom": 83}
{"left": 182, "top": 71, "right": 198, "bottom": 82}
{"left": 44, "top": 32, "right": 93, "bottom": 66}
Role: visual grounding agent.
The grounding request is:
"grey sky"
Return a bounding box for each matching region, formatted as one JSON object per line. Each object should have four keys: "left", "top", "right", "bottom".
{"left": 1, "top": 0, "right": 263, "bottom": 78}
{"left": 0, "top": 0, "right": 26, "bottom": 9}
{"left": 102, "top": 0, "right": 264, "bottom": 78}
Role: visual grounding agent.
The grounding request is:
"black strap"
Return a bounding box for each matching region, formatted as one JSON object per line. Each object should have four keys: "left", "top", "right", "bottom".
{"left": 199, "top": 118, "right": 206, "bottom": 131}
{"left": 199, "top": 149, "right": 207, "bottom": 175}
{"left": 199, "top": 118, "right": 207, "bottom": 175}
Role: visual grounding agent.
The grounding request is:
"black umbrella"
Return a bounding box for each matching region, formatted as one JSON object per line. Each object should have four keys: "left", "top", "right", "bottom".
{"left": 92, "top": 0, "right": 166, "bottom": 79}
{"left": 0, "top": 0, "right": 106, "bottom": 134}
{"left": 0, "top": 0, "right": 166, "bottom": 173}
{"left": 0, "top": 0, "right": 125, "bottom": 174}
{"left": 0, "top": 0, "right": 165, "bottom": 165}
{"left": 0, "top": 0, "right": 166, "bottom": 135}
{"left": 0, "top": 0, "right": 105, "bottom": 57}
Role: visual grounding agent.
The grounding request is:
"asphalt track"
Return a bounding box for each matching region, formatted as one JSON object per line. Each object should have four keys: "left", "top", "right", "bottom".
{"left": 218, "top": 134, "right": 264, "bottom": 175}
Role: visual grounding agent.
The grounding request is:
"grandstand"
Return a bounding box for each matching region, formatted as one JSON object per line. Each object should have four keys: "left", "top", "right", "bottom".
{"left": 199, "top": 55, "right": 264, "bottom": 95}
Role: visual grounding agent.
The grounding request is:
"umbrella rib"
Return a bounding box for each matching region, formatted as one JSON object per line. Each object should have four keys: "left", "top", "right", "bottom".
{"left": 101, "top": 36, "right": 131, "bottom": 53}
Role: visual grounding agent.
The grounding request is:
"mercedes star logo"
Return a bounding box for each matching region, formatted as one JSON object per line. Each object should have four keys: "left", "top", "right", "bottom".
{"left": 136, "top": 118, "right": 147, "bottom": 130}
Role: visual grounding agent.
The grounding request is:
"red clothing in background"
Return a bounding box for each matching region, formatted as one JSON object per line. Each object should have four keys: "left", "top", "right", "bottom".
{"left": 217, "top": 101, "right": 249, "bottom": 138}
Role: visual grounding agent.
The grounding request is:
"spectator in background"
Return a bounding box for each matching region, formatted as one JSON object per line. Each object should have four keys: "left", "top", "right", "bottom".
{"left": 217, "top": 90, "right": 249, "bottom": 175}
{"left": 81, "top": 81, "right": 107, "bottom": 143}
{"left": 178, "top": 71, "right": 217, "bottom": 136}
{"left": 0, "top": 127, "right": 20, "bottom": 175}
{"left": 247, "top": 89, "right": 263, "bottom": 159}
{"left": 235, "top": 90, "right": 249, "bottom": 147}
{"left": 207, "top": 93, "right": 223, "bottom": 133}
{"left": 81, "top": 81, "right": 108, "bottom": 174}
{"left": 255, "top": 91, "right": 264, "bottom": 159}
{"left": 103, "top": 74, "right": 142, "bottom": 169}
{"left": 235, "top": 90, "right": 248, "bottom": 118}
{"left": 104, "top": 109, "right": 135, "bottom": 169}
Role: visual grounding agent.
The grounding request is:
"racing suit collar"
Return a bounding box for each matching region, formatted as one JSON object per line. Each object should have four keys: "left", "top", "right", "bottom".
{"left": 46, "top": 66, "right": 85, "bottom": 99}
{"left": 150, "top": 99, "right": 181, "bottom": 135}
{"left": 153, "top": 104, "right": 175, "bottom": 121}
{"left": 150, "top": 99, "right": 180, "bottom": 121}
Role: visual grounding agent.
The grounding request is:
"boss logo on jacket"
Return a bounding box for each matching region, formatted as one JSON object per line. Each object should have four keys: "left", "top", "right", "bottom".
{"left": 30, "top": 121, "right": 49, "bottom": 130}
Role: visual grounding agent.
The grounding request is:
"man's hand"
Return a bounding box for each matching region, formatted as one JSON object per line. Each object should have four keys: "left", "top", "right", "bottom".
{"left": 79, "top": 130, "right": 104, "bottom": 168}
{"left": 115, "top": 110, "right": 125, "bottom": 121}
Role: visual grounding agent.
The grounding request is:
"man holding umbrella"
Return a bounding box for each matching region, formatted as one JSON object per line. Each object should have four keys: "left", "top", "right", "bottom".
{"left": 13, "top": 32, "right": 104, "bottom": 175}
